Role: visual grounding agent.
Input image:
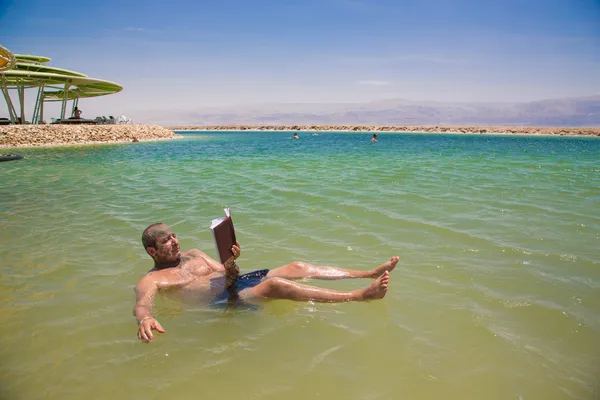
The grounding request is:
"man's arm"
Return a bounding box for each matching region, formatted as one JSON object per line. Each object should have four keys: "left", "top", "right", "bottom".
{"left": 192, "top": 241, "right": 241, "bottom": 276}
{"left": 133, "top": 275, "right": 165, "bottom": 343}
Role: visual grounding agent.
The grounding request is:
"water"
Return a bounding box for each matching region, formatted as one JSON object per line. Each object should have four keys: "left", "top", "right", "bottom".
{"left": 1, "top": 131, "right": 599, "bottom": 399}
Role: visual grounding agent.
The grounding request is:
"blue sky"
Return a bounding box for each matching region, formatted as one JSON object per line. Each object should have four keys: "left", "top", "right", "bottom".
{"left": 1, "top": 0, "right": 599, "bottom": 119}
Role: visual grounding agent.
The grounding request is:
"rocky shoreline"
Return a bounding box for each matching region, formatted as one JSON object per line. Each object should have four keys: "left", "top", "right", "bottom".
{"left": 2, "top": 124, "right": 598, "bottom": 148}
{"left": 169, "top": 125, "right": 600, "bottom": 137}
{"left": 0, "top": 125, "right": 182, "bottom": 148}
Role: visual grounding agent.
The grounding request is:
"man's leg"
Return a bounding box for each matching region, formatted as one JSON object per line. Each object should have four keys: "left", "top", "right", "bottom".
{"left": 266, "top": 256, "right": 399, "bottom": 280}
{"left": 239, "top": 272, "right": 390, "bottom": 303}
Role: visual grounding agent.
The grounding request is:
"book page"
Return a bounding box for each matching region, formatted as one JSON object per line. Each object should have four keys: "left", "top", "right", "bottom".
{"left": 210, "top": 217, "right": 225, "bottom": 230}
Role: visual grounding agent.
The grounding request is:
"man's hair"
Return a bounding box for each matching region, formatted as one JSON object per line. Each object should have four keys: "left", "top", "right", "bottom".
{"left": 142, "top": 223, "right": 167, "bottom": 249}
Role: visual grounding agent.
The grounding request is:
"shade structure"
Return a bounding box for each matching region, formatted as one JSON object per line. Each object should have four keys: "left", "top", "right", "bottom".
{"left": 0, "top": 49, "right": 123, "bottom": 124}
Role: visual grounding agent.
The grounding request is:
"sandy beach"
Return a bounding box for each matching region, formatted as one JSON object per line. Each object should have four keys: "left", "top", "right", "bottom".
{"left": 169, "top": 125, "right": 600, "bottom": 136}
{"left": 0, "top": 124, "right": 182, "bottom": 148}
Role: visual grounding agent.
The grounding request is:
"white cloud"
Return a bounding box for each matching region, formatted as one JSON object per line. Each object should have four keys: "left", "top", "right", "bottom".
{"left": 124, "top": 27, "right": 145, "bottom": 32}
{"left": 357, "top": 80, "right": 392, "bottom": 86}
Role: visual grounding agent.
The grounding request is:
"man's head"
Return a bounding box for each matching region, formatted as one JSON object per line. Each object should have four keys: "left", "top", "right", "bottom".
{"left": 142, "top": 223, "right": 181, "bottom": 263}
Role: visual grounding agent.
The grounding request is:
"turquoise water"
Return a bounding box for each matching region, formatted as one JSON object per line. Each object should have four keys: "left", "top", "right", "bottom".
{"left": 1, "top": 131, "right": 599, "bottom": 399}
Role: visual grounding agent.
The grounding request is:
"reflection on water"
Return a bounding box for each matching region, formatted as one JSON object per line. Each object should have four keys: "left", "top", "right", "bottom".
{"left": 1, "top": 132, "right": 599, "bottom": 399}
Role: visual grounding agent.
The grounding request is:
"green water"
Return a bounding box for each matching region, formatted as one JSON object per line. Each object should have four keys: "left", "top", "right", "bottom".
{"left": 1, "top": 131, "right": 599, "bottom": 399}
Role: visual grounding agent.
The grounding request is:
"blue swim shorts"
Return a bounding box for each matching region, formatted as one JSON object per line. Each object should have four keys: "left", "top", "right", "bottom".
{"left": 211, "top": 269, "right": 270, "bottom": 306}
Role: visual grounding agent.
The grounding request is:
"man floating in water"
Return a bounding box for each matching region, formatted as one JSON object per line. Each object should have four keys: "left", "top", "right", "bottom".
{"left": 134, "top": 223, "right": 398, "bottom": 342}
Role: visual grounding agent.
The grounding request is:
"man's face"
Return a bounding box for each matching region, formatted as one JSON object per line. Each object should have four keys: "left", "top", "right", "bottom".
{"left": 149, "top": 227, "right": 181, "bottom": 263}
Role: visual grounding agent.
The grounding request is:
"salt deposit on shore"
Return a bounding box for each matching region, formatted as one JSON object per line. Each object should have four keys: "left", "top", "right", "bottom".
{"left": 170, "top": 125, "right": 600, "bottom": 137}
{"left": 0, "top": 125, "right": 181, "bottom": 148}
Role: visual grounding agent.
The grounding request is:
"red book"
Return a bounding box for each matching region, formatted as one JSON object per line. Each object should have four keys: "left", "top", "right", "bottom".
{"left": 210, "top": 208, "right": 237, "bottom": 264}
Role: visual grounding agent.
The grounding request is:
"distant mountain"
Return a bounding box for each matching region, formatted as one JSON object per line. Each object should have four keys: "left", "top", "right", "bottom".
{"left": 135, "top": 95, "right": 600, "bottom": 127}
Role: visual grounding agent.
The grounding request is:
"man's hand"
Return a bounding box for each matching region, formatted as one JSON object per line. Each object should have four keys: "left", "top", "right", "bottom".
{"left": 137, "top": 317, "right": 165, "bottom": 343}
{"left": 232, "top": 241, "right": 241, "bottom": 260}
{"left": 224, "top": 241, "right": 241, "bottom": 273}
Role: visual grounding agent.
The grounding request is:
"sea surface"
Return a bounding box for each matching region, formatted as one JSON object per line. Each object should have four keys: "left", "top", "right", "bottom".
{"left": 1, "top": 131, "right": 599, "bottom": 400}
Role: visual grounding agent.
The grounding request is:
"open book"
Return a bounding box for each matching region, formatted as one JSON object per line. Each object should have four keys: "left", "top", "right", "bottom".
{"left": 209, "top": 208, "right": 237, "bottom": 264}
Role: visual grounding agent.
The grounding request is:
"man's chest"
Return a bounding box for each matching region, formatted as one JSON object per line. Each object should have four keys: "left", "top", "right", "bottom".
{"left": 178, "top": 258, "right": 214, "bottom": 279}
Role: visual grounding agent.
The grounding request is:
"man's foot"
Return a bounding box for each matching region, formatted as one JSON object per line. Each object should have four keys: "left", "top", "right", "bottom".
{"left": 371, "top": 256, "right": 400, "bottom": 278}
{"left": 362, "top": 271, "right": 390, "bottom": 300}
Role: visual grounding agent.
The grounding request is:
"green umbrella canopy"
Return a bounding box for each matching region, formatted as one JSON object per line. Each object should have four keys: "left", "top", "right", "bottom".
{"left": 1, "top": 53, "right": 122, "bottom": 98}
{"left": 1, "top": 69, "right": 122, "bottom": 98}
{"left": 14, "top": 54, "right": 52, "bottom": 64}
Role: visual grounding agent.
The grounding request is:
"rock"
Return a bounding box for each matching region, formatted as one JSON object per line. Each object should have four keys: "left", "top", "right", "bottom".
{"left": 0, "top": 124, "right": 181, "bottom": 147}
